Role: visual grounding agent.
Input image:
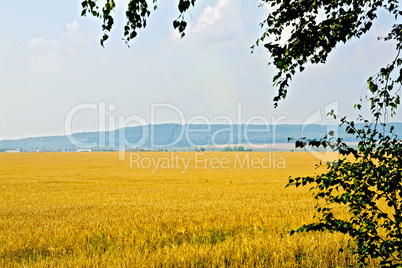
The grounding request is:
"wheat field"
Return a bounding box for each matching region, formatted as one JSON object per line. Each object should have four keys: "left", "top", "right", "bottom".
{"left": 0, "top": 151, "right": 363, "bottom": 267}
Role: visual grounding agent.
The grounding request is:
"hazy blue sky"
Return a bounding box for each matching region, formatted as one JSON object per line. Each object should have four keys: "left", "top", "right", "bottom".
{"left": 0, "top": 0, "right": 400, "bottom": 139}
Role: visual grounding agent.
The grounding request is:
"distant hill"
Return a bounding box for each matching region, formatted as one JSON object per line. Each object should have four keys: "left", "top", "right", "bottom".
{"left": 1, "top": 123, "right": 402, "bottom": 152}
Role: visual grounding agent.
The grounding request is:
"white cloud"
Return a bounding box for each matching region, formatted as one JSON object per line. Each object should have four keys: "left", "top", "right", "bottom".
{"left": 28, "top": 20, "right": 89, "bottom": 50}
{"left": 173, "top": 0, "right": 244, "bottom": 44}
{"left": 102, "top": 53, "right": 111, "bottom": 62}
{"left": 64, "top": 20, "right": 92, "bottom": 46}
{"left": 0, "top": 50, "right": 5, "bottom": 63}
{"left": 193, "top": 0, "right": 229, "bottom": 32}
{"left": 28, "top": 37, "right": 60, "bottom": 47}
{"left": 26, "top": 20, "right": 95, "bottom": 73}
{"left": 26, "top": 50, "right": 60, "bottom": 74}
{"left": 66, "top": 20, "right": 80, "bottom": 35}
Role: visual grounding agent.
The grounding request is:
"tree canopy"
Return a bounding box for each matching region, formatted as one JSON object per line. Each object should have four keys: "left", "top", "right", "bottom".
{"left": 258, "top": 0, "right": 402, "bottom": 106}
{"left": 81, "top": 0, "right": 194, "bottom": 45}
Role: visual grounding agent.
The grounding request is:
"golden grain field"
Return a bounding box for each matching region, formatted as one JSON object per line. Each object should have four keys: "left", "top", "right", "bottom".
{"left": 0, "top": 151, "right": 367, "bottom": 267}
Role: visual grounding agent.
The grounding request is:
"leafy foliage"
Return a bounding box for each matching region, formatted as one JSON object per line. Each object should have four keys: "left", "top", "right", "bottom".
{"left": 81, "top": 0, "right": 196, "bottom": 46}
{"left": 256, "top": 0, "right": 402, "bottom": 266}
{"left": 288, "top": 118, "right": 402, "bottom": 266}
{"left": 286, "top": 18, "right": 402, "bottom": 267}
{"left": 256, "top": 0, "right": 402, "bottom": 106}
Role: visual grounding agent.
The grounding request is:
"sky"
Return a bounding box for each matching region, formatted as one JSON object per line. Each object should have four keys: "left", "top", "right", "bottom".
{"left": 0, "top": 0, "right": 400, "bottom": 140}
